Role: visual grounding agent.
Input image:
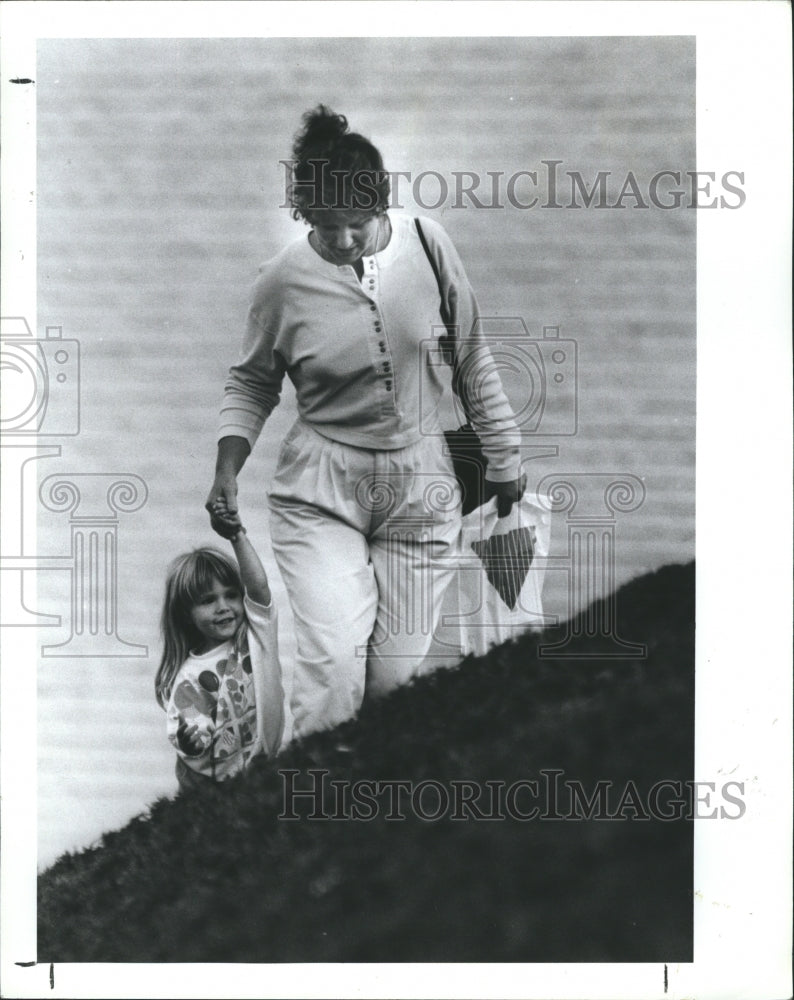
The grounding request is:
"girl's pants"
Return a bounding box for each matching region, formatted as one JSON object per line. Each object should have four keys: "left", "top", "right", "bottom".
{"left": 175, "top": 756, "right": 215, "bottom": 794}
{"left": 268, "top": 419, "right": 463, "bottom": 738}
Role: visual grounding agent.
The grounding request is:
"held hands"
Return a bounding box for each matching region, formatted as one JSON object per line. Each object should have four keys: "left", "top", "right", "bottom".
{"left": 205, "top": 477, "right": 242, "bottom": 540}
{"left": 485, "top": 472, "right": 527, "bottom": 519}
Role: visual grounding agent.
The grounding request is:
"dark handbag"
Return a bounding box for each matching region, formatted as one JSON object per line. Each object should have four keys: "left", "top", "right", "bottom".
{"left": 415, "top": 218, "right": 488, "bottom": 515}
{"left": 443, "top": 423, "right": 489, "bottom": 516}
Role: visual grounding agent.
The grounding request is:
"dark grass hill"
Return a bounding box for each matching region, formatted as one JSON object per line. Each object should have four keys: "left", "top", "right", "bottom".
{"left": 38, "top": 561, "right": 695, "bottom": 963}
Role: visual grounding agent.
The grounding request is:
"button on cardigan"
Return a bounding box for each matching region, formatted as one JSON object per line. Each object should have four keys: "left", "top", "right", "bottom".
{"left": 218, "top": 214, "right": 521, "bottom": 482}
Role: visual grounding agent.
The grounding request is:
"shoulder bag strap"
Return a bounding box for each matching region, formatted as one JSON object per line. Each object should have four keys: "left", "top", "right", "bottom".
{"left": 415, "top": 217, "right": 450, "bottom": 329}
{"left": 415, "top": 217, "right": 460, "bottom": 386}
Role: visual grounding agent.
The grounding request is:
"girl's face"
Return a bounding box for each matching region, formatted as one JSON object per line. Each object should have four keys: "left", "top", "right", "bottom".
{"left": 309, "top": 209, "right": 382, "bottom": 264}
{"left": 188, "top": 577, "right": 244, "bottom": 652}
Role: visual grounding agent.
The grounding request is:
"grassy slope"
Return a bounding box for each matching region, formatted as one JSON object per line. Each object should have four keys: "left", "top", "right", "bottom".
{"left": 38, "top": 562, "right": 694, "bottom": 963}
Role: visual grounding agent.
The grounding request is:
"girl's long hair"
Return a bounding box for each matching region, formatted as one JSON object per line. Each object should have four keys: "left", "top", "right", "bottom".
{"left": 154, "top": 547, "right": 246, "bottom": 709}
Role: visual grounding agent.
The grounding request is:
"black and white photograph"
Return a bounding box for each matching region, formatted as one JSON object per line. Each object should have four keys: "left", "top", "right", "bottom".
{"left": 0, "top": 2, "right": 790, "bottom": 998}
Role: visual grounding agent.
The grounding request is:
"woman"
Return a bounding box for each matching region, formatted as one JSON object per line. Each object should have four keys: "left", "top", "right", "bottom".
{"left": 207, "top": 105, "right": 524, "bottom": 738}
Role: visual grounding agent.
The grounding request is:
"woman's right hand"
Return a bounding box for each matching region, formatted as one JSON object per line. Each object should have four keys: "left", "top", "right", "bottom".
{"left": 205, "top": 472, "right": 240, "bottom": 537}
{"left": 206, "top": 436, "right": 251, "bottom": 535}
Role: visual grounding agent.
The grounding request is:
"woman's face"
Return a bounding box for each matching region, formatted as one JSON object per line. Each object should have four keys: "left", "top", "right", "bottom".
{"left": 309, "top": 209, "right": 382, "bottom": 265}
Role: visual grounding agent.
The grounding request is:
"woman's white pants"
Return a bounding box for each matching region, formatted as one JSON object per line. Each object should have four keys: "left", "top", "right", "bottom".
{"left": 268, "top": 419, "right": 462, "bottom": 738}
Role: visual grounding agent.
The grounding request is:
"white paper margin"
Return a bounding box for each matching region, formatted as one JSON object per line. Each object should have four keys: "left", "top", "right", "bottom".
{"left": 1, "top": 2, "right": 791, "bottom": 998}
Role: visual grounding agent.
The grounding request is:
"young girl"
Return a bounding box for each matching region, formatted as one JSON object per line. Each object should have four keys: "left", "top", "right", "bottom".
{"left": 155, "top": 506, "right": 285, "bottom": 791}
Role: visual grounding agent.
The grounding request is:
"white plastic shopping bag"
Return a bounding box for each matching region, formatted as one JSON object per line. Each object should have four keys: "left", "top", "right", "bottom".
{"left": 432, "top": 493, "right": 551, "bottom": 660}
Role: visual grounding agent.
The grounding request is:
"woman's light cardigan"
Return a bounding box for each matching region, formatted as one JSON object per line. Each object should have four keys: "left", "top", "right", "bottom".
{"left": 218, "top": 214, "right": 521, "bottom": 483}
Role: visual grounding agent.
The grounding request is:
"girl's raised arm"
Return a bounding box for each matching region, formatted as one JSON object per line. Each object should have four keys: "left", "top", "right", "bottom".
{"left": 230, "top": 525, "right": 284, "bottom": 755}
{"left": 231, "top": 528, "right": 271, "bottom": 607}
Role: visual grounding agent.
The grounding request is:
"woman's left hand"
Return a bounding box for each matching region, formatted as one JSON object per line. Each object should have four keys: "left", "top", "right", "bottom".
{"left": 485, "top": 473, "right": 527, "bottom": 518}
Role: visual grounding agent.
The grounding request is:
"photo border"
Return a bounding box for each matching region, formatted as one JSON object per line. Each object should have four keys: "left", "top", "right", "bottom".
{"left": 1, "top": 2, "right": 791, "bottom": 998}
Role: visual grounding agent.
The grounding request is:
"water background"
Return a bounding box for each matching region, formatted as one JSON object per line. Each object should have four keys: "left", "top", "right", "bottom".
{"left": 34, "top": 36, "right": 695, "bottom": 868}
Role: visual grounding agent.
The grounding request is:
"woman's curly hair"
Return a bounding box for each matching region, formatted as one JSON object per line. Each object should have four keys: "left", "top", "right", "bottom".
{"left": 287, "top": 105, "right": 390, "bottom": 221}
